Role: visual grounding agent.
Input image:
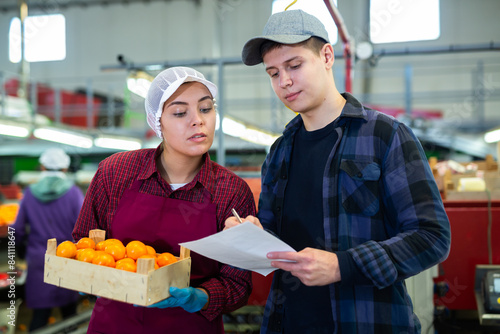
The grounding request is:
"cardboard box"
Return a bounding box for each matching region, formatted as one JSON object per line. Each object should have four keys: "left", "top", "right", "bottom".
{"left": 44, "top": 229, "right": 191, "bottom": 306}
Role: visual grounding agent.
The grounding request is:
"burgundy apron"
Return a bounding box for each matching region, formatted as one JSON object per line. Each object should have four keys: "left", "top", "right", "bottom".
{"left": 87, "top": 179, "right": 223, "bottom": 334}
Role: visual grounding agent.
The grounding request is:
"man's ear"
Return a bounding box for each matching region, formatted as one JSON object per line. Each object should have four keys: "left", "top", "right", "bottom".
{"left": 322, "top": 43, "right": 335, "bottom": 69}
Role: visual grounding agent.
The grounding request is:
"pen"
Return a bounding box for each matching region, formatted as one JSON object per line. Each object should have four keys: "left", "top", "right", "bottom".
{"left": 231, "top": 208, "right": 243, "bottom": 224}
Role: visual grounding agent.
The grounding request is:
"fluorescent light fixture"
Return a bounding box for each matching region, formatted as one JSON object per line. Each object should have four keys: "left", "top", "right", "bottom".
{"left": 221, "top": 117, "right": 247, "bottom": 137}
{"left": 127, "top": 71, "right": 154, "bottom": 99}
{"left": 484, "top": 129, "right": 500, "bottom": 143}
{"left": 241, "top": 127, "right": 279, "bottom": 147}
{"left": 0, "top": 120, "right": 30, "bottom": 137}
{"left": 34, "top": 127, "right": 93, "bottom": 148}
{"left": 216, "top": 114, "right": 279, "bottom": 146}
{"left": 94, "top": 135, "right": 142, "bottom": 151}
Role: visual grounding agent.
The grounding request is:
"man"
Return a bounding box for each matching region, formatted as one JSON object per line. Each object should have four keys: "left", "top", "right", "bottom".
{"left": 13, "top": 148, "right": 84, "bottom": 332}
{"left": 225, "top": 10, "right": 451, "bottom": 334}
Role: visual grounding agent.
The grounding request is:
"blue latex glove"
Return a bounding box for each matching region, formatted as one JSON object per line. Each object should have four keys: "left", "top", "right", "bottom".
{"left": 148, "top": 287, "right": 208, "bottom": 313}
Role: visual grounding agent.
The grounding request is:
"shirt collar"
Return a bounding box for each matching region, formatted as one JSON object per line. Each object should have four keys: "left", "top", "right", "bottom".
{"left": 137, "top": 144, "right": 215, "bottom": 194}
{"left": 191, "top": 152, "right": 215, "bottom": 193}
{"left": 282, "top": 92, "right": 369, "bottom": 137}
{"left": 338, "top": 92, "right": 368, "bottom": 120}
{"left": 137, "top": 145, "right": 163, "bottom": 181}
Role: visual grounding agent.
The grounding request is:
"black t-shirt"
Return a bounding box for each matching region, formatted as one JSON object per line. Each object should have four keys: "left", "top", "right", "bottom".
{"left": 280, "top": 120, "right": 338, "bottom": 333}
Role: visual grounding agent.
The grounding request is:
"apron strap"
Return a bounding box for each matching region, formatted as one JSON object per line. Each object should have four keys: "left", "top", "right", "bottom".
{"left": 129, "top": 179, "right": 144, "bottom": 192}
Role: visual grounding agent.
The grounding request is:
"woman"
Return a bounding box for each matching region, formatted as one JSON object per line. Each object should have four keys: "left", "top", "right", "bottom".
{"left": 72, "top": 67, "right": 256, "bottom": 333}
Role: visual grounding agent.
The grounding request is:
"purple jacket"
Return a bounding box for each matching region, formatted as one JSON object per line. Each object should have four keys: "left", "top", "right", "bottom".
{"left": 13, "top": 177, "right": 84, "bottom": 308}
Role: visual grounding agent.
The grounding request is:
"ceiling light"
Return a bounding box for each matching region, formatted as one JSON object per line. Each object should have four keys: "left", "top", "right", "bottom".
{"left": 484, "top": 129, "right": 500, "bottom": 143}
{"left": 0, "top": 119, "right": 30, "bottom": 138}
{"left": 94, "top": 135, "right": 142, "bottom": 151}
{"left": 221, "top": 117, "right": 247, "bottom": 137}
{"left": 241, "top": 128, "right": 279, "bottom": 147}
{"left": 127, "top": 71, "right": 154, "bottom": 99}
{"left": 34, "top": 127, "right": 93, "bottom": 148}
{"left": 215, "top": 114, "right": 279, "bottom": 146}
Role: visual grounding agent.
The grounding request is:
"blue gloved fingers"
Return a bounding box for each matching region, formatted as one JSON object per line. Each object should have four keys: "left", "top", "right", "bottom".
{"left": 171, "top": 287, "right": 208, "bottom": 313}
{"left": 79, "top": 292, "right": 99, "bottom": 300}
{"left": 146, "top": 287, "right": 208, "bottom": 312}
{"left": 147, "top": 297, "right": 180, "bottom": 309}
{"left": 168, "top": 287, "right": 191, "bottom": 303}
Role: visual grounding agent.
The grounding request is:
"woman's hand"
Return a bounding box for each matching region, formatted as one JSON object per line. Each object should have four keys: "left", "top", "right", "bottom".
{"left": 147, "top": 287, "right": 208, "bottom": 312}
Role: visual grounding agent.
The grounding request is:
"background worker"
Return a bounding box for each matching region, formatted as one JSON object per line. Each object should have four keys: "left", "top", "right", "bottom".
{"left": 225, "top": 10, "right": 451, "bottom": 334}
{"left": 13, "top": 148, "right": 84, "bottom": 332}
{"left": 72, "top": 67, "right": 256, "bottom": 334}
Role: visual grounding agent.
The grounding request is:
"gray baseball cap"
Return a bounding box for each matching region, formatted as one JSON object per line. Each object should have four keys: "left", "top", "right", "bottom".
{"left": 242, "top": 10, "right": 330, "bottom": 66}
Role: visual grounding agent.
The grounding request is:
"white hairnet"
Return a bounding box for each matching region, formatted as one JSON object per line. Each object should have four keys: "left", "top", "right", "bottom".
{"left": 39, "top": 148, "right": 70, "bottom": 170}
{"left": 145, "top": 67, "right": 218, "bottom": 138}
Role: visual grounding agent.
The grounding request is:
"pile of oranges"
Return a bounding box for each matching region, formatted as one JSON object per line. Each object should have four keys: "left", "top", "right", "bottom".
{"left": 0, "top": 203, "right": 19, "bottom": 226}
{"left": 56, "top": 237, "right": 178, "bottom": 273}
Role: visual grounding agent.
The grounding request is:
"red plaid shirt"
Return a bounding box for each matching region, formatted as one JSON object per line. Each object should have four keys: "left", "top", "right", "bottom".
{"left": 73, "top": 146, "right": 256, "bottom": 320}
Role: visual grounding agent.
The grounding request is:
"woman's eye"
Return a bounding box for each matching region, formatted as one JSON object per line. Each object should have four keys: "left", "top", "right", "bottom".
{"left": 200, "top": 104, "right": 214, "bottom": 113}
{"left": 290, "top": 63, "right": 300, "bottom": 70}
{"left": 170, "top": 107, "right": 187, "bottom": 117}
{"left": 199, "top": 101, "right": 214, "bottom": 113}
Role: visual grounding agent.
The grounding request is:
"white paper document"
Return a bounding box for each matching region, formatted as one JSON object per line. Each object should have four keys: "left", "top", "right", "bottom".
{"left": 179, "top": 222, "right": 296, "bottom": 276}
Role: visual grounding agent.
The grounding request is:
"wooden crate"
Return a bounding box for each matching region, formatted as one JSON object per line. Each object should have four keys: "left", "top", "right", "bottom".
{"left": 44, "top": 229, "right": 191, "bottom": 306}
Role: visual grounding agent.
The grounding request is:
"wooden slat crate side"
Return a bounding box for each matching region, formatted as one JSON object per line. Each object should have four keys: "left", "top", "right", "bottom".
{"left": 44, "top": 253, "right": 149, "bottom": 305}
{"left": 146, "top": 257, "right": 191, "bottom": 306}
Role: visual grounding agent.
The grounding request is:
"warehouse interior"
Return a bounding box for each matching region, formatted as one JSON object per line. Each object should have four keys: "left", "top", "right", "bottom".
{"left": 0, "top": 0, "right": 499, "bottom": 333}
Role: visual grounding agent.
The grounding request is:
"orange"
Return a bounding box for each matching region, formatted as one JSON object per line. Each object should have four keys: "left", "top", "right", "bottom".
{"left": 116, "top": 258, "right": 137, "bottom": 272}
{"left": 125, "top": 240, "right": 148, "bottom": 260}
{"left": 104, "top": 243, "right": 126, "bottom": 261}
{"left": 157, "top": 252, "right": 178, "bottom": 267}
{"left": 93, "top": 250, "right": 106, "bottom": 258}
{"left": 104, "top": 238, "right": 124, "bottom": 247}
{"left": 137, "top": 254, "right": 159, "bottom": 269}
{"left": 146, "top": 245, "right": 157, "bottom": 257}
{"left": 96, "top": 238, "right": 124, "bottom": 251}
{"left": 77, "top": 248, "right": 96, "bottom": 263}
{"left": 76, "top": 248, "right": 86, "bottom": 258}
{"left": 0, "top": 203, "right": 19, "bottom": 225}
{"left": 92, "top": 252, "right": 116, "bottom": 267}
{"left": 117, "top": 257, "right": 135, "bottom": 265}
{"left": 56, "top": 241, "right": 77, "bottom": 258}
{"left": 95, "top": 241, "right": 106, "bottom": 251}
{"left": 76, "top": 237, "right": 96, "bottom": 250}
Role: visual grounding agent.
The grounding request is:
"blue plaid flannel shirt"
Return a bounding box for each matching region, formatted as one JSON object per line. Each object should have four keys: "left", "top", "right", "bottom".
{"left": 258, "top": 93, "right": 451, "bottom": 334}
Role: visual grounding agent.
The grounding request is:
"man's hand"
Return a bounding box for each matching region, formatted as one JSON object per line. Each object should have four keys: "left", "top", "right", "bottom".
{"left": 224, "top": 215, "right": 263, "bottom": 230}
{"left": 147, "top": 287, "right": 208, "bottom": 313}
{"left": 267, "top": 248, "right": 341, "bottom": 286}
